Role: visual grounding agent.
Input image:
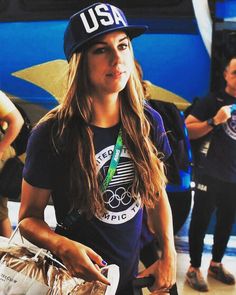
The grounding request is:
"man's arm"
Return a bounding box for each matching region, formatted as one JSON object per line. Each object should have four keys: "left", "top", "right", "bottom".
{"left": 185, "top": 104, "right": 232, "bottom": 140}
{"left": 185, "top": 114, "right": 214, "bottom": 140}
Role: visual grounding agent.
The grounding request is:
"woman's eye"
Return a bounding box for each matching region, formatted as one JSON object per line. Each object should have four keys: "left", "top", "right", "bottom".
{"left": 119, "top": 43, "right": 128, "bottom": 50}
{"left": 93, "top": 47, "right": 106, "bottom": 54}
{"left": 92, "top": 43, "right": 128, "bottom": 54}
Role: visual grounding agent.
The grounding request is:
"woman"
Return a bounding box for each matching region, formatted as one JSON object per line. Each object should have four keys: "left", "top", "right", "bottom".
{"left": 19, "top": 3, "right": 176, "bottom": 294}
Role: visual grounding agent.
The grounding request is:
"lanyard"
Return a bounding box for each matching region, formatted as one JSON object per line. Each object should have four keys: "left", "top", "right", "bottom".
{"left": 56, "top": 128, "right": 123, "bottom": 230}
{"left": 101, "top": 128, "right": 123, "bottom": 192}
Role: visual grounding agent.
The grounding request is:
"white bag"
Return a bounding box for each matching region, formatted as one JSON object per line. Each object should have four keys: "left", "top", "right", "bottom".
{"left": 0, "top": 225, "right": 119, "bottom": 295}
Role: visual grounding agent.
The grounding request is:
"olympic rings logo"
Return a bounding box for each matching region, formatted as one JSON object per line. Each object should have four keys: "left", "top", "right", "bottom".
{"left": 103, "top": 186, "right": 132, "bottom": 209}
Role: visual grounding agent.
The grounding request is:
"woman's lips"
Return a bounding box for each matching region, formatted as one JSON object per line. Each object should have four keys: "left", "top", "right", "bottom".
{"left": 107, "top": 70, "right": 125, "bottom": 78}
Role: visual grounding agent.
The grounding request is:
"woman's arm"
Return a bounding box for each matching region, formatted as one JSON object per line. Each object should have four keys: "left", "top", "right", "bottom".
{"left": 138, "top": 182, "right": 177, "bottom": 293}
{"left": 19, "top": 179, "right": 110, "bottom": 285}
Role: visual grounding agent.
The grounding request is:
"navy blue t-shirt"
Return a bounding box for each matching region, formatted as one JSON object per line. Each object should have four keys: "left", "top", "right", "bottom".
{"left": 190, "top": 91, "right": 236, "bottom": 183}
{"left": 23, "top": 106, "right": 171, "bottom": 291}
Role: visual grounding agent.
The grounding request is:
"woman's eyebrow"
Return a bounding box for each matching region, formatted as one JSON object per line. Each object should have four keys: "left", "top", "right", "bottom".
{"left": 91, "top": 36, "right": 129, "bottom": 46}
{"left": 119, "top": 36, "right": 129, "bottom": 42}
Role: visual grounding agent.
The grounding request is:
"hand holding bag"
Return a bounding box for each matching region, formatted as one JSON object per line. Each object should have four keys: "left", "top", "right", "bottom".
{"left": 0, "top": 224, "right": 120, "bottom": 295}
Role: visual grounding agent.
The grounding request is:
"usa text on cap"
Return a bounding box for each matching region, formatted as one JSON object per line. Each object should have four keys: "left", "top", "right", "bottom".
{"left": 64, "top": 2, "right": 148, "bottom": 61}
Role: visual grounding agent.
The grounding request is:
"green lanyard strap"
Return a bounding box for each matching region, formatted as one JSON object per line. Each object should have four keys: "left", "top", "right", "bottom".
{"left": 101, "top": 128, "right": 123, "bottom": 192}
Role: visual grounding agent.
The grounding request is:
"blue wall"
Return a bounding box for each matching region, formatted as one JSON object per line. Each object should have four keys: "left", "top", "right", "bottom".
{"left": 0, "top": 19, "right": 210, "bottom": 109}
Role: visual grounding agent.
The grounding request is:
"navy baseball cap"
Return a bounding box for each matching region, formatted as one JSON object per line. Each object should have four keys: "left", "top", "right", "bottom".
{"left": 64, "top": 2, "right": 148, "bottom": 61}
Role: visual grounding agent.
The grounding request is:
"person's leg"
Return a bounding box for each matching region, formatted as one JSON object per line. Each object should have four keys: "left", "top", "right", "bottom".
{"left": 207, "top": 180, "right": 236, "bottom": 285}
{"left": 0, "top": 197, "right": 12, "bottom": 237}
{"left": 188, "top": 177, "right": 215, "bottom": 268}
{"left": 186, "top": 175, "right": 215, "bottom": 291}
{"left": 212, "top": 180, "right": 236, "bottom": 263}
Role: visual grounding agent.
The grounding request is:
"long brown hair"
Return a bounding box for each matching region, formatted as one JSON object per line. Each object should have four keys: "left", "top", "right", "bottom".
{"left": 40, "top": 40, "right": 167, "bottom": 218}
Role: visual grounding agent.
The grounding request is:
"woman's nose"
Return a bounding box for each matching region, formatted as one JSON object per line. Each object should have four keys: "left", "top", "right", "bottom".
{"left": 110, "top": 48, "right": 121, "bottom": 65}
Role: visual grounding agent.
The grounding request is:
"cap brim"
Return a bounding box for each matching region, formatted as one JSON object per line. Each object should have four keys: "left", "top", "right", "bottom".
{"left": 124, "top": 25, "right": 148, "bottom": 39}
{"left": 67, "top": 25, "right": 148, "bottom": 61}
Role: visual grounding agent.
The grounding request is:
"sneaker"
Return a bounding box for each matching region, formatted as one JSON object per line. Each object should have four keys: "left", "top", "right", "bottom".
{"left": 186, "top": 267, "right": 209, "bottom": 292}
{"left": 208, "top": 263, "right": 235, "bottom": 285}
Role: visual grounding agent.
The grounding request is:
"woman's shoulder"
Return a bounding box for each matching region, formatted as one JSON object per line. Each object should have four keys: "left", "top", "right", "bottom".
{"left": 29, "top": 117, "right": 56, "bottom": 147}
{"left": 144, "top": 101, "right": 164, "bottom": 125}
{"left": 33, "top": 118, "right": 54, "bottom": 134}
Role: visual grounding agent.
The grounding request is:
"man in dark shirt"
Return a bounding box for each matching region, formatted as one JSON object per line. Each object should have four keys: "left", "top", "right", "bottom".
{"left": 185, "top": 56, "right": 236, "bottom": 291}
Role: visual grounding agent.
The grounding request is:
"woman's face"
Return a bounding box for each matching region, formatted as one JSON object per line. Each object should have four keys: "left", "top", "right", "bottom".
{"left": 86, "top": 30, "right": 133, "bottom": 97}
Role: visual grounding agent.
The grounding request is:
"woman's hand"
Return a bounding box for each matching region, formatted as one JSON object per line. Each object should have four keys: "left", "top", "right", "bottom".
{"left": 55, "top": 236, "right": 110, "bottom": 285}
{"left": 137, "top": 249, "right": 177, "bottom": 294}
{"left": 19, "top": 181, "right": 110, "bottom": 286}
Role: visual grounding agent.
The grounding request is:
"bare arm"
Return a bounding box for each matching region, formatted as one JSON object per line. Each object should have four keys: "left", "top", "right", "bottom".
{"left": 138, "top": 181, "right": 177, "bottom": 292}
{"left": 0, "top": 108, "right": 24, "bottom": 158}
{"left": 185, "top": 105, "right": 231, "bottom": 140}
{"left": 19, "top": 179, "right": 110, "bottom": 285}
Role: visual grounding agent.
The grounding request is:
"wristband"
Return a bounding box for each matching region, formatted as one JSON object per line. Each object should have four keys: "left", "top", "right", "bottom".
{"left": 207, "top": 117, "right": 216, "bottom": 127}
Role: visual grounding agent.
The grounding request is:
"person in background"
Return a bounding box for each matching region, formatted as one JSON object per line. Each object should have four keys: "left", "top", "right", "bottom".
{"left": 18, "top": 3, "right": 176, "bottom": 294}
{"left": 0, "top": 90, "right": 24, "bottom": 237}
{"left": 185, "top": 56, "right": 236, "bottom": 292}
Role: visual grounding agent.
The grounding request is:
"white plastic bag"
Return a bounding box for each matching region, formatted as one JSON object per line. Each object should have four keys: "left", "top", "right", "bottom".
{"left": 0, "top": 240, "right": 50, "bottom": 294}
{"left": 0, "top": 226, "right": 119, "bottom": 295}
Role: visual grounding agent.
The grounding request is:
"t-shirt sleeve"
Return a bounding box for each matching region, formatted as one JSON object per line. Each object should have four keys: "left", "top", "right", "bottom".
{"left": 0, "top": 91, "right": 16, "bottom": 118}
{"left": 23, "top": 121, "right": 59, "bottom": 189}
{"left": 190, "top": 96, "right": 216, "bottom": 121}
{"left": 146, "top": 106, "right": 172, "bottom": 162}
